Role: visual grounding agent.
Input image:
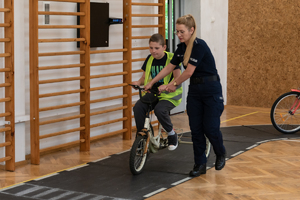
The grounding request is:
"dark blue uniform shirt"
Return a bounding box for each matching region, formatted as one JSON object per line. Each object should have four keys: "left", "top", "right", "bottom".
{"left": 170, "top": 38, "right": 218, "bottom": 78}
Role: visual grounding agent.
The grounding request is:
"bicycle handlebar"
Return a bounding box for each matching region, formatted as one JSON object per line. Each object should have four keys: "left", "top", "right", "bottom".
{"left": 129, "top": 84, "right": 159, "bottom": 104}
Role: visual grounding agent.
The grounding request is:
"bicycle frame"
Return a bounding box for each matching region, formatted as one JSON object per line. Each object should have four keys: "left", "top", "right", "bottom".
{"left": 290, "top": 89, "right": 300, "bottom": 115}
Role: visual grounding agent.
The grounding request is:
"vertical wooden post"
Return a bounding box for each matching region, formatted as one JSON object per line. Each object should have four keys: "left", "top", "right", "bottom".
{"left": 158, "top": 0, "right": 166, "bottom": 37}
{"left": 4, "top": 0, "right": 15, "bottom": 171}
{"left": 123, "top": 0, "right": 132, "bottom": 140}
{"left": 29, "top": 0, "right": 40, "bottom": 164}
{"left": 79, "top": 0, "right": 90, "bottom": 151}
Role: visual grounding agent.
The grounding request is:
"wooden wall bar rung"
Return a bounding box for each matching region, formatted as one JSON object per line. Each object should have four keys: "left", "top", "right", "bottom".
{"left": 90, "top": 48, "right": 127, "bottom": 54}
{"left": 40, "top": 126, "right": 85, "bottom": 139}
{"left": 39, "top": 38, "right": 86, "bottom": 43}
{"left": 0, "top": 23, "right": 10, "bottom": 27}
{"left": 132, "top": 91, "right": 139, "bottom": 96}
{"left": 38, "top": 25, "right": 85, "bottom": 29}
{"left": 90, "top": 94, "right": 127, "bottom": 104}
{"left": 39, "top": 76, "right": 85, "bottom": 84}
{"left": 91, "top": 106, "right": 127, "bottom": 116}
{"left": 0, "top": 68, "right": 11, "bottom": 72}
{"left": 0, "top": 83, "right": 11, "bottom": 87}
{"left": 0, "top": 112, "right": 11, "bottom": 117}
{"left": 90, "top": 60, "right": 127, "bottom": 67}
{"left": 39, "top": 89, "right": 85, "bottom": 98}
{"left": 132, "top": 14, "right": 163, "bottom": 17}
{"left": 90, "top": 83, "right": 127, "bottom": 91}
{"left": 0, "top": 38, "right": 10, "bottom": 42}
{"left": 39, "top": 140, "right": 80, "bottom": 154}
{"left": 132, "top": 69, "right": 143, "bottom": 74}
{"left": 132, "top": 47, "right": 148, "bottom": 51}
{"left": 0, "top": 156, "right": 12, "bottom": 163}
{"left": 0, "top": 8, "right": 10, "bottom": 12}
{"left": 90, "top": 117, "right": 127, "bottom": 128}
{"left": 38, "top": 0, "right": 85, "bottom": 3}
{"left": 132, "top": 24, "right": 163, "bottom": 28}
{"left": 132, "top": 36, "right": 151, "bottom": 39}
{"left": 132, "top": 58, "right": 146, "bottom": 62}
{"left": 90, "top": 128, "right": 127, "bottom": 141}
{"left": 0, "top": 53, "right": 11, "bottom": 57}
{"left": 0, "top": 97, "right": 11, "bottom": 103}
{"left": 38, "top": 50, "right": 85, "bottom": 57}
{"left": 39, "top": 114, "right": 85, "bottom": 125}
{"left": 0, "top": 141, "right": 12, "bottom": 148}
{"left": 38, "top": 11, "right": 85, "bottom": 16}
{"left": 90, "top": 72, "right": 128, "bottom": 79}
{"left": 0, "top": 127, "right": 11, "bottom": 132}
{"left": 131, "top": 2, "right": 163, "bottom": 6}
{"left": 39, "top": 101, "right": 85, "bottom": 112}
{"left": 39, "top": 63, "right": 85, "bottom": 70}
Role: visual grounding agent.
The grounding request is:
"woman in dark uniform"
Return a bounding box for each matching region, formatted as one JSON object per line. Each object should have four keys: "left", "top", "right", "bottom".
{"left": 144, "top": 14, "right": 226, "bottom": 177}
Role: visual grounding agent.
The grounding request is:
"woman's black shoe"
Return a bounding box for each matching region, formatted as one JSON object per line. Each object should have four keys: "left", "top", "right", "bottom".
{"left": 189, "top": 163, "right": 206, "bottom": 177}
{"left": 215, "top": 154, "right": 226, "bottom": 170}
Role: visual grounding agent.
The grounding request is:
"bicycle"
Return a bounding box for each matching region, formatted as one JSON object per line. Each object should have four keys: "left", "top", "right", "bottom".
{"left": 129, "top": 84, "right": 211, "bottom": 175}
{"left": 270, "top": 89, "right": 300, "bottom": 134}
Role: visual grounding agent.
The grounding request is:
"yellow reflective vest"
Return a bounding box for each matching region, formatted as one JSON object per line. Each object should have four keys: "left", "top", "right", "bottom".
{"left": 144, "top": 52, "right": 182, "bottom": 106}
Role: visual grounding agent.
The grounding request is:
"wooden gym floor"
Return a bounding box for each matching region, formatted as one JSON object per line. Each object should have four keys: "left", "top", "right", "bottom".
{"left": 1, "top": 105, "right": 300, "bottom": 199}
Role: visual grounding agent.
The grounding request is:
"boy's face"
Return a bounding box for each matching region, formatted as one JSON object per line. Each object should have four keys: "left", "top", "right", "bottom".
{"left": 149, "top": 41, "right": 166, "bottom": 60}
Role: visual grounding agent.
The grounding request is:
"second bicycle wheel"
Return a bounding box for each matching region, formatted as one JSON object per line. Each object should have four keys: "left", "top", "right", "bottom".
{"left": 270, "top": 91, "right": 300, "bottom": 134}
{"left": 129, "top": 134, "right": 148, "bottom": 175}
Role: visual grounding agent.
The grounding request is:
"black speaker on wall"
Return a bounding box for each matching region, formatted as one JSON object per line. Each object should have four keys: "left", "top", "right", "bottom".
{"left": 77, "top": 2, "right": 109, "bottom": 48}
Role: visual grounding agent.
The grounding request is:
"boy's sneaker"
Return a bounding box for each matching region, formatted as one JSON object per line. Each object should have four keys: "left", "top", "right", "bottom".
{"left": 167, "top": 132, "right": 178, "bottom": 151}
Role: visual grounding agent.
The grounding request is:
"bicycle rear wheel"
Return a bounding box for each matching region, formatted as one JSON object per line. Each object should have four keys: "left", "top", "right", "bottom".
{"left": 129, "top": 134, "right": 148, "bottom": 175}
{"left": 270, "top": 91, "right": 300, "bottom": 134}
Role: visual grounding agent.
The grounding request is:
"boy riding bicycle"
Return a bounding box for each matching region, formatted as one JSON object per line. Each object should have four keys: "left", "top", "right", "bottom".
{"left": 131, "top": 33, "right": 183, "bottom": 151}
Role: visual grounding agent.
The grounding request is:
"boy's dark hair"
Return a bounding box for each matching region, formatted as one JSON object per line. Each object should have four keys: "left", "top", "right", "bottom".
{"left": 149, "top": 33, "right": 165, "bottom": 46}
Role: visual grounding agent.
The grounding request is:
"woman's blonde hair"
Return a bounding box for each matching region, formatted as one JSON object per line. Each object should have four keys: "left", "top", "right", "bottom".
{"left": 176, "top": 14, "right": 197, "bottom": 66}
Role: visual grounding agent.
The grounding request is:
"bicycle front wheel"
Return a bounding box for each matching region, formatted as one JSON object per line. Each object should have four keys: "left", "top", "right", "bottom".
{"left": 270, "top": 91, "right": 300, "bottom": 134}
{"left": 129, "top": 134, "right": 148, "bottom": 175}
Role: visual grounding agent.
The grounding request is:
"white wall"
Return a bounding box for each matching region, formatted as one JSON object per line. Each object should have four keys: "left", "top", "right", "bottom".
{"left": 184, "top": 0, "right": 228, "bottom": 104}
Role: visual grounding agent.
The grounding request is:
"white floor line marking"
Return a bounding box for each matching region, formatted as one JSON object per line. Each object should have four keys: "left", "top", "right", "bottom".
{"left": 246, "top": 144, "right": 258, "bottom": 150}
{"left": 91, "top": 156, "right": 111, "bottom": 163}
{"left": 14, "top": 185, "right": 44, "bottom": 196}
{"left": 0, "top": 183, "right": 25, "bottom": 192}
{"left": 48, "top": 191, "right": 75, "bottom": 200}
{"left": 116, "top": 149, "right": 130, "bottom": 155}
{"left": 34, "top": 173, "right": 59, "bottom": 181}
{"left": 256, "top": 140, "right": 270, "bottom": 144}
{"left": 285, "top": 139, "right": 300, "bottom": 142}
{"left": 143, "top": 188, "right": 167, "bottom": 198}
{"left": 231, "top": 151, "right": 244, "bottom": 157}
{"left": 66, "top": 164, "right": 89, "bottom": 171}
{"left": 270, "top": 138, "right": 288, "bottom": 141}
{"left": 31, "top": 188, "right": 59, "bottom": 198}
{"left": 171, "top": 177, "right": 192, "bottom": 186}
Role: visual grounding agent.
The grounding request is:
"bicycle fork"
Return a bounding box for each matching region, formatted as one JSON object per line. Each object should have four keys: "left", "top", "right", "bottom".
{"left": 138, "top": 117, "right": 151, "bottom": 155}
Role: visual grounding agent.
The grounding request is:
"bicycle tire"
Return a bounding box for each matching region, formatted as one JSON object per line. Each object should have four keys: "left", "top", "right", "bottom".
{"left": 129, "top": 134, "right": 148, "bottom": 175}
{"left": 270, "top": 91, "right": 300, "bottom": 134}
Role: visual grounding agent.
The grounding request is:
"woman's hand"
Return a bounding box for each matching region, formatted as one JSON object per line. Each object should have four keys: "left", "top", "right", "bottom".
{"left": 166, "top": 83, "right": 176, "bottom": 93}
{"left": 158, "top": 85, "right": 167, "bottom": 93}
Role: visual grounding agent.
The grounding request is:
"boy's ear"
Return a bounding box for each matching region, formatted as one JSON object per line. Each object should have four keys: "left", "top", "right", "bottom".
{"left": 163, "top": 45, "right": 167, "bottom": 50}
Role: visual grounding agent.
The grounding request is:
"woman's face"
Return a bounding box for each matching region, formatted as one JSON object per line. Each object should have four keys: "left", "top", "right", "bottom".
{"left": 175, "top": 24, "right": 194, "bottom": 45}
{"left": 149, "top": 41, "right": 166, "bottom": 60}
